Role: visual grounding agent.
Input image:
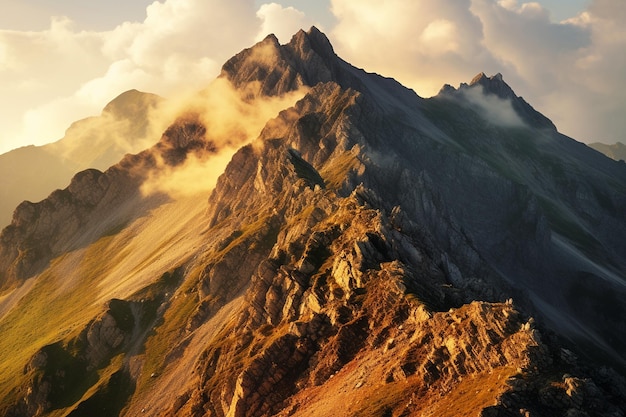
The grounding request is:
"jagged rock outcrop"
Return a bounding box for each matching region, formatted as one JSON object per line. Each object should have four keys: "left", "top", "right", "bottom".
{"left": 4, "top": 299, "right": 142, "bottom": 417}
{"left": 0, "top": 165, "right": 141, "bottom": 289}
{"left": 141, "top": 28, "right": 626, "bottom": 417}
{"left": 222, "top": 27, "right": 344, "bottom": 97}
{"left": 81, "top": 299, "right": 137, "bottom": 369}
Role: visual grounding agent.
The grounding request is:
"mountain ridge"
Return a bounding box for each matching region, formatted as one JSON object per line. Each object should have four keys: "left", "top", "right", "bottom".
{"left": 1, "top": 27, "right": 625, "bottom": 416}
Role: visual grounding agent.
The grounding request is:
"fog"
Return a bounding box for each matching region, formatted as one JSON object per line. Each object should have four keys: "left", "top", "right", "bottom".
{"left": 461, "top": 87, "right": 525, "bottom": 127}
{"left": 46, "top": 91, "right": 166, "bottom": 170}
{"left": 140, "top": 78, "right": 309, "bottom": 198}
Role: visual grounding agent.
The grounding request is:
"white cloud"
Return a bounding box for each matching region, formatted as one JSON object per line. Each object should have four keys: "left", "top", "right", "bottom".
{"left": 330, "top": 0, "right": 500, "bottom": 97}
{"left": 0, "top": 0, "right": 327, "bottom": 154}
{"left": 419, "top": 19, "right": 461, "bottom": 55}
{"left": 471, "top": 0, "right": 626, "bottom": 142}
{"left": 470, "top": 0, "right": 590, "bottom": 92}
{"left": 256, "top": 3, "right": 316, "bottom": 43}
{"left": 140, "top": 78, "right": 309, "bottom": 198}
{"left": 462, "top": 88, "right": 525, "bottom": 127}
{"left": 497, "top": 0, "right": 518, "bottom": 11}
{"left": 518, "top": 2, "right": 550, "bottom": 20}
{"left": 0, "top": 18, "right": 109, "bottom": 151}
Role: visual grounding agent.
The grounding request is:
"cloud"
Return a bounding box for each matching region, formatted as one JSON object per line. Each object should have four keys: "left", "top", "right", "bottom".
{"left": 141, "top": 151, "right": 236, "bottom": 198}
{"left": 471, "top": 0, "right": 626, "bottom": 142}
{"left": 462, "top": 88, "right": 525, "bottom": 127}
{"left": 588, "top": 0, "right": 626, "bottom": 22}
{"left": 419, "top": 19, "right": 461, "bottom": 55}
{"left": 256, "top": 3, "right": 316, "bottom": 43}
{"left": 470, "top": 0, "right": 590, "bottom": 93}
{"left": 47, "top": 91, "right": 170, "bottom": 170}
{"left": 0, "top": 17, "right": 110, "bottom": 152}
{"left": 140, "top": 78, "right": 309, "bottom": 198}
{"left": 330, "top": 0, "right": 498, "bottom": 97}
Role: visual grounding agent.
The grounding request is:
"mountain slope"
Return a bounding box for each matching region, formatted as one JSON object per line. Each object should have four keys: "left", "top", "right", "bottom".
{"left": 1, "top": 27, "right": 625, "bottom": 417}
{"left": 0, "top": 90, "right": 163, "bottom": 228}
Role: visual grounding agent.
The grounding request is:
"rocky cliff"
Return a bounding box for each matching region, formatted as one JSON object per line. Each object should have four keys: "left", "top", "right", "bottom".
{"left": 1, "top": 27, "right": 625, "bottom": 417}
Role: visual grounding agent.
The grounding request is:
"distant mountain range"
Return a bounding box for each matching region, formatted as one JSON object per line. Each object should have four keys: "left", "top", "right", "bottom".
{"left": 1, "top": 27, "right": 625, "bottom": 416}
{"left": 590, "top": 141, "right": 626, "bottom": 162}
{"left": 0, "top": 90, "right": 163, "bottom": 227}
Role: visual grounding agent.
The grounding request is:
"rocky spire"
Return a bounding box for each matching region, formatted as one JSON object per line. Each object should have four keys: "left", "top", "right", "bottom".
{"left": 219, "top": 26, "right": 342, "bottom": 97}
{"left": 469, "top": 72, "right": 515, "bottom": 100}
{"left": 288, "top": 26, "right": 337, "bottom": 63}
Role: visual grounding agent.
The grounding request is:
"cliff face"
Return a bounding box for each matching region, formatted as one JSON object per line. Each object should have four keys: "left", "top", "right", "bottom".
{"left": 1, "top": 27, "right": 626, "bottom": 417}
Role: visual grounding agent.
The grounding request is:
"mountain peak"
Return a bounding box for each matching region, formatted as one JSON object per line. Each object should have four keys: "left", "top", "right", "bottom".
{"left": 469, "top": 72, "right": 512, "bottom": 100}
{"left": 470, "top": 71, "right": 503, "bottom": 84}
{"left": 220, "top": 26, "right": 345, "bottom": 97}
{"left": 589, "top": 141, "right": 626, "bottom": 161}
{"left": 260, "top": 33, "right": 280, "bottom": 46}
{"left": 289, "top": 26, "right": 336, "bottom": 61}
{"left": 220, "top": 26, "right": 421, "bottom": 114}
{"left": 441, "top": 72, "right": 556, "bottom": 130}
{"left": 469, "top": 71, "right": 488, "bottom": 85}
{"left": 102, "top": 89, "right": 162, "bottom": 119}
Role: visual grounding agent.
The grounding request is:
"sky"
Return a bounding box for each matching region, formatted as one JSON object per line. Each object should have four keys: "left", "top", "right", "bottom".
{"left": 1, "top": 0, "right": 624, "bottom": 155}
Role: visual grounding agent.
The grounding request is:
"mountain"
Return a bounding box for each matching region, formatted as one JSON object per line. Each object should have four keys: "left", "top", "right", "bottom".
{"left": 1, "top": 27, "right": 626, "bottom": 416}
{"left": 0, "top": 90, "right": 164, "bottom": 228}
{"left": 589, "top": 141, "right": 626, "bottom": 162}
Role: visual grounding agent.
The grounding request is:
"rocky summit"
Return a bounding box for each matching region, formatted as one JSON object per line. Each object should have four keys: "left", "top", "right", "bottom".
{"left": 1, "top": 27, "right": 626, "bottom": 417}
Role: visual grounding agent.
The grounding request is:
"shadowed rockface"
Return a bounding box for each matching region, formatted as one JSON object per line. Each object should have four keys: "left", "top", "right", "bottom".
{"left": 1, "top": 27, "right": 625, "bottom": 417}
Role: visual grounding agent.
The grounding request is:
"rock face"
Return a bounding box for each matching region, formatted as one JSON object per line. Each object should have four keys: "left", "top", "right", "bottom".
{"left": 5, "top": 299, "right": 141, "bottom": 417}
{"left": 1, "top": 27, "right": 626, "bottom": 417}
